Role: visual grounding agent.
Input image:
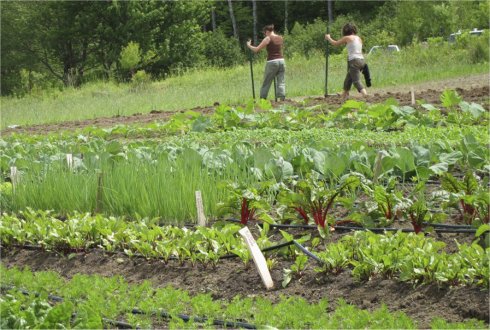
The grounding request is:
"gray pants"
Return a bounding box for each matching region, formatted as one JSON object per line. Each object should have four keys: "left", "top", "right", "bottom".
{"left": 260, "top": 59, "right": 286, "bottom": 100}
{"left": 343, "top": 58, "right": 365, "bottom": 92}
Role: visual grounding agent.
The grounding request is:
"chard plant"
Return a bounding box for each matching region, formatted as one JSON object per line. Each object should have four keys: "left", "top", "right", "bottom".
{"left": 217, "top": 181, "right": 272, "bottom": 225}
{"left": 441, "top": 171, "right": 489, "bottom": 225}
{"left": 278, "top": 174, "right": 360, "bottom": 236}
{"left": 407, "top": 199, "right": 430, "bottom": 234}
{"left": 363, "top": 179, "right": 410, "bottom": 226}
{"left": 475, "top": 224, "right": 490, "bottom": 249}
{"left": 405, "top": 182, "right": 446, "bottom": 233}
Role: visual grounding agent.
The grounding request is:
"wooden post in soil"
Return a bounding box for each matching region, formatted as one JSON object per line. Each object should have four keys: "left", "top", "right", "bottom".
{"left": 411, "top": 87, "right": 416, "bottom": 106}
{"left": 373, "top": 151, "right": 384, "bottom": 184}
{"left": 95, "top": 172, "right": 104, "bottom": 214}
{"left": 66, "top": 153, "right": 73, "bottom": 170}
{"left": 195, "top": 191, "right": 207, "bottom": 226}
{"left": 10, "top": 166, "right": 18, "bottom": 193}
{"left": 239, "top": 226, "right": 274, "bottom": 290}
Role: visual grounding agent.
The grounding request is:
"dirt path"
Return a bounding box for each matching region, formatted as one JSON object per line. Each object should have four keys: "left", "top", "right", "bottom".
{"left": 1, "top": 74, "right": 488, "bottom": 137}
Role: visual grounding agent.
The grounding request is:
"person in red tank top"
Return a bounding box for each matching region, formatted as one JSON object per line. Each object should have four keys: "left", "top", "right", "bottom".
{"left": 246, "top": 24, "right": 286, "bottom": 101}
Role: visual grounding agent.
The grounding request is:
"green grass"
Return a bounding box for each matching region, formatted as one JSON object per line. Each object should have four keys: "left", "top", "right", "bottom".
{"left": 1, "top": 45, "right": 487, "bottom": 129}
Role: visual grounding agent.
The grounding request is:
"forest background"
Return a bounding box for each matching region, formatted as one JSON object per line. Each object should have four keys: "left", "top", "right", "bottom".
{"left": 1, "top": 0, "right": 488, "bottom": 97}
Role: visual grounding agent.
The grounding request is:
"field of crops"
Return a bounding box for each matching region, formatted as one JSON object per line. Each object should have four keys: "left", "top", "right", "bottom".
{"left": 1, "top": 81, "right": 489, "bottom": 329}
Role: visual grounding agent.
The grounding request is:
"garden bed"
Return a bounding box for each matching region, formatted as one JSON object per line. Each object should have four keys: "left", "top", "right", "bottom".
{"left": 2, "top": 226, "right": 488, "bottom": 329}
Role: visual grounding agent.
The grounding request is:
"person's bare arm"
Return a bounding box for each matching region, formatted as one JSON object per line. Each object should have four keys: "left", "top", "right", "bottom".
{"left": 246, "top": 37, "right": 270, "bottom": 53}
{"left": 325, "top": 34, "right": 350, "bottom": 46}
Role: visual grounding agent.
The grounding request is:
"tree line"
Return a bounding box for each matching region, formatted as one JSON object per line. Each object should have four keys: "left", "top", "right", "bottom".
{"left": 1, "top": 0, "right": 488, "bottom": 96}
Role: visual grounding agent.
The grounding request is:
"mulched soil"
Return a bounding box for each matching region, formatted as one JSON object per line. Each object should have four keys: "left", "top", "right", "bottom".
{"left": 1, "top": 226, "right": 488, "bottom": 329}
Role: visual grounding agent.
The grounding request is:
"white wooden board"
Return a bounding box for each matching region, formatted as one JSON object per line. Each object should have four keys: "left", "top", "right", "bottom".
{"left": 195, "top": 191, "right": 207, "bottom": 226}
{"left": 239, "top": 227, "right": 274, "bottom": 290}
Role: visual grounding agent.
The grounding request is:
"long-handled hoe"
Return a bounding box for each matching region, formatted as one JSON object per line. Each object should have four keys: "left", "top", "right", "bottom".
{"left": 273, "top": 77, "right": 277, "bottom": 102}
{"left": 248, "top": 47, "right": 256, "bottom": 100}
{"left": 324, "top": 0, "right": 336, "bottom": 97}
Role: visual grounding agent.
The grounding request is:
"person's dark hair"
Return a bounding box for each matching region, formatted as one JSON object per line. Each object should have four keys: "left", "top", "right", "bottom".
{"left": 263, "top": 24, "right": 274, "bottom": 33}
{"left": 342, "top": 23, "right": 358, "bottom": 36}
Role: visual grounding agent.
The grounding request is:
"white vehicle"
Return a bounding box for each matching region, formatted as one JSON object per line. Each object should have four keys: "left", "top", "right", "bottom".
{"left": 367, "top": 45, "right": 400, "bottom": 55}
{"left": 469, "top": 28, "right": 484, "bottom": 36}
{"left": 449, "top": 28, "right": 484, "bottom": 42}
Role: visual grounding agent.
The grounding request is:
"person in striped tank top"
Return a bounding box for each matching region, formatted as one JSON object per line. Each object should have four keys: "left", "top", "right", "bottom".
{"left": 247, "top": 24, "right": 286, "bottom": 101}
{"left": 325, "top": 23, "right": 368, "bottom": 99}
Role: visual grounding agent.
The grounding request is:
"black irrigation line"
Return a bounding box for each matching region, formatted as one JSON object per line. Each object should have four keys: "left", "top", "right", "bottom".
{"left": 1, "top": 240, "right": 296, "bottom": 262}
{"left": 1, "top": 285, "right": 257, "bottom": 329}
{"left": 226, "top": 218, "right": 477, "bottom": 234}
{"left": 292, "top": 240, "right": 323, "bottom": 264}
{"left": 423, "top": 222, "right": 474, "bottom": 229}
{"left": 219, "top": 240, "right": 295, "bottom": 259}
{"left": 131, "top": 308, "right": 256, "bottom": 329}
{"left": 332, "top": 201, "right": 476, "bottom": 216}
{"left": 1, "top": 286, "right": 132, "bottom": 329}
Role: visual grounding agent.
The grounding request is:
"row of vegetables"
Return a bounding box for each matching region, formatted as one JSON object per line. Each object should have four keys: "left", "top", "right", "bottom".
{"left": 4, "top": 89, "right": 486, "bottom": 140}
{"left": 1, "top": 124, "right": 489, "bottom": 222}
{"left": 3, "top": 266, "right": 486, "bottom": 329}
{"left": 1, "top": 210, "right": 488, "bottom": 287}
{"left": 2, "top": 160, "right": 488, "bottom": 228}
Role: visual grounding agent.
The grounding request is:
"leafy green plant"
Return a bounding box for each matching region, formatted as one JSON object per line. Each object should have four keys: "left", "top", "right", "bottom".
{"left": 441, "top": 89, "right": 487, "bottom": 125}
{"left": 315, "top": 243, "right": 351, "bottom": 275}
{"left": 278, "top": 174, "right": 360, "bottom": 235}
{"left": 282, "top": 254, "right": 308, "bottom": 288}
{"left": 217, "top": 182, "right": 272, "bottom": 225}
{"left": 364, "top": 179, "right": 409, "bottom": 226}
{"left": 441, "top": 171, "right": 489, "bottom": 225}
{"left": 475, "top": 224, "right": 490, "bottom": 249}
{"left": 405, "top": 182, "right": 445, "bottom": 233}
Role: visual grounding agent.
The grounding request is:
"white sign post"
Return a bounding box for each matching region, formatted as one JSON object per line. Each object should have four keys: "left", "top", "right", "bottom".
{"left": 66, "top": 153, "right": 73, "bottom": 170}
{"left": 239, "top": 227, "right": 274, "bottom": 290}
{"left": 195, "top": 191, "right": 207, "bottom": 226}
{"left": 10, "top": 166, "right": 19, "bottom": 191}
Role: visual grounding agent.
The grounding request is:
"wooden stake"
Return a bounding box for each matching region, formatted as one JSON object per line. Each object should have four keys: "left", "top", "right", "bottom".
{"left": 95, "top": 172, "right": 103, "bottom": 214}
{"left": 372, "top": 151, "right": 384, "bottom": 184}
{"left": 410, "top": 87, "right": 415, "bottom": 106}
{"left": 66, "top": 153, "right": 73, "bottom": 170}
{"left": 239, "top": 227, "right": 274, "bottom": 290}
{"left": 195, "top": 191, "right": 207, "bottom": 226}
{"left": 10, "top": 166, "right": 18, "bottom": 191}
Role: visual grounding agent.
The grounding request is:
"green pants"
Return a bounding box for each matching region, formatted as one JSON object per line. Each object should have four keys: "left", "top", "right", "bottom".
{"left": 260, "top": 59, "right": 286, "bottom": 100}
{"left": 344, "top": 58, "right": 365, "bottom": 92}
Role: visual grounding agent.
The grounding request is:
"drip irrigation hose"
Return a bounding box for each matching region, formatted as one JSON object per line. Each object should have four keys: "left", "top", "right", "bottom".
{"left": 2, "top": 240, "right": 296, "bottom": 262}
{"left": 292, "top": 240, "right": 323, "bottom": 264}
{"left": 425, "top": 228, "right": 477, "bottom": 233}
{"left": 422, "top": 222, "right": 474, "bottom": 229}
{"left": 131, "top": 308, "right": 256, "bottom": 329}
{"left": 1, "top": 286, "right": 132, "bottom": 329}
{"left": 2, "top": 285, "right": 257, "bottom": 329}
{"left": 226, "top": 218, "right": 477, "bottom": 234}
{"left": 219, "top": 240, "right": 295, "bottom": 260}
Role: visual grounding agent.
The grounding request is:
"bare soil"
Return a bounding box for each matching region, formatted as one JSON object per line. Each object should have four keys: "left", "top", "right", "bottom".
{"left": 1, "top": 227, "right": 488, "bottom": 329}
{"left": 1, "top": 74, "right": 488, "bottom": 137}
